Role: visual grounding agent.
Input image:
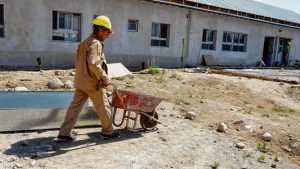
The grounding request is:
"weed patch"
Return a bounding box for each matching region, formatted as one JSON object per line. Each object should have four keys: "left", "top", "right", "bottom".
{"left": 210, "top": 162, "right": 220, "bottom": 169}
{"left": 148, "top": 67, "right": 161, "bottom": 75}
{"left": 257, "top": 142, "right": 269, "bottom": 153}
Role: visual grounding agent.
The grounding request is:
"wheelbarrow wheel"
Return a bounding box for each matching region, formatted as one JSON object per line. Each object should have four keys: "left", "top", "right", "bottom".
{"left": 140, "top": 111, "right": 158, "bottom": 129}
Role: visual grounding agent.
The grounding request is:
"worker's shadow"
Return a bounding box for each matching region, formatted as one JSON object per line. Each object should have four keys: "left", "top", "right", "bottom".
{"left": 4, "top": 128, "right": 145, "bottom": 159}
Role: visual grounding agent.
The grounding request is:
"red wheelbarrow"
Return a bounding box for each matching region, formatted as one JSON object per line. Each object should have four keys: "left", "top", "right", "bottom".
{"left": 108, "top": 83, "right": 163, "bottom": 130}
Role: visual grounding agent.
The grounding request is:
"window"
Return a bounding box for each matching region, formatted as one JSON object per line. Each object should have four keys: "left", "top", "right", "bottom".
{"left": 151, "top": 22, "right": 170, "bottom": 47}
{"left": 0, "top": 4, "right": 4, "bottom": 38}
{"left": 202, "top": 29, "right": 217, "bottom": 50}
{"left": 52, "top": 11, "right": 81, "bottom": 42}
{"left": 128, "top": 20, "right": 138, "bottom": 32}
{"left": 222, "top": 32, "right": 247, "bottom": 52}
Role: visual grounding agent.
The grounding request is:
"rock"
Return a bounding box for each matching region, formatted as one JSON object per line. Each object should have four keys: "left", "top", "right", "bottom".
{"left": 64, "top": 80, "right": 74, "bottom": 89}
{"left": 21, "top": 140, "right": 29, "bottom": 146}
{"left": 244, "top": 125, "right": 253, "bottom": 132}
{"left": 71, "top": 129, "right": 78, "bottom": 135}
{"left": 7, "top": 156, "right": 18, "bottom": 162}
{"left": 48, "top": 78, "right": 64, "bottom": 89}
{"left": 289, "top": 142, "right": 299, "bottom": 149}
{"left": 279, "top": 82, "right": 284, "bottom": 86}
{"left": 184, "top": 69, "right": 194, "bottom": 73}
{"left": 5, "top": 82, "right": 17, "bottom": 88}
{"left": 271, "top": 164, "right": 276, "bottom": 168}
{"left": 70, "top": 71, "right": 76, "bottom": 76}
{"left": 14, "top": 162, "right": 22, "bottom": 168}
{"left": 236, "top": 142, "right": 245, "bottom": 149}
{"left": 54, "top": 71, "right": 60, "bottom": 75}
{"left": 233, "top": 120, "right": 244, "bottom": 124}
{"left": 23, "top": 157, "right": 30, "bottom": 160}
{"left": 288, "top": 135, "right": 294, "bottom": 140}
{"left": 30, "top": 160, "right": 36, "bottom": 167}
{"left": 159, "top": 137, "right": 167, "bottom": 142}
{"left": 217, "top": 122, "right": 228, "bottom": 132}
{"left": 14, "top": 87, "right": 28, "bottom": 91}
{"left": 283, "top": 145, "right": 292, "bottom": 152}
{"left": 185, "top": 111, "right": 196, "bottom": 120}
{"left": 262, "top": 133, "right": 272, "bottom": 141}
{"left": 274, "top": 156, "right": 280, "bottom": 162}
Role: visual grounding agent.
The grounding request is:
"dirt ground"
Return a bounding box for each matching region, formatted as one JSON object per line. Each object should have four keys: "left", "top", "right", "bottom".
{"left": 0, "top": 68, "right": 299, "bottom": 169}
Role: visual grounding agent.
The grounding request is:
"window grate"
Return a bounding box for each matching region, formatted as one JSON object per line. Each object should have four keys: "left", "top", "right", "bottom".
{"left": 151, "top": 22, "right": 170, "bottom": 47}
{"left": 52, "top": 11, "right": 81, "bottom": 42}
{"left": 128, "top": 20, "right": 138, "bottom": 32}
{"left": 202, "top": 29, "right": 217, "bottom": 50}
{"left": 222, "top": 31, "right": 247, "bottom": 52}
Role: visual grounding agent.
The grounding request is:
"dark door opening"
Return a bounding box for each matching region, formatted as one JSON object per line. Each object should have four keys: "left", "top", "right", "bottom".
{"left": 262, "top": 37, "right": 275, "bottom": 66}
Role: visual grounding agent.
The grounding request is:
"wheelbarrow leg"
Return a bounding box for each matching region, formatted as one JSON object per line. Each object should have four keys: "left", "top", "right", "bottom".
{"left": 112, "top": 107, "right": 126, "bottom": 127}
{"left": 124, "top": 111, "right": 139, "bottom": 131}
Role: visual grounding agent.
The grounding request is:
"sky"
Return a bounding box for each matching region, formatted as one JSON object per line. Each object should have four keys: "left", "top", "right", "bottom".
{"left": 254, "top": 0, "right": 300, "bottom": 14}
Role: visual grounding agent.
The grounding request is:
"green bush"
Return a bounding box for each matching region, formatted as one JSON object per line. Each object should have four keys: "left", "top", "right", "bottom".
{"left": 148, "top": 67, "right": 161, "bottom": 75}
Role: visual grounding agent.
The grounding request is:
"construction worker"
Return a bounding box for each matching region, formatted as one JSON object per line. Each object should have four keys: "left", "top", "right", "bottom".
{"left": 282, "top": 40, "right": 291, "bottom": 67}
{"left": 57, "top": 15, "right": 119, "bottom": 142}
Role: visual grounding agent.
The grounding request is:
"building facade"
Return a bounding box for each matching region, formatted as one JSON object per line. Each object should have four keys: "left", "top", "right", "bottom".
{"left": 0, "top": 0, "right": 300, "bottom": 69}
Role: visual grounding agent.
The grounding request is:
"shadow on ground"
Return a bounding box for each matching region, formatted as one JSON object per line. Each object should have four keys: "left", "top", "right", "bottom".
{"left": 4, "top": 128, "right": 144, "bottom": 159}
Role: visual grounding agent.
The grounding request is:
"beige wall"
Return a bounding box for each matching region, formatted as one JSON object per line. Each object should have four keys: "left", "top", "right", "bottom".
{"left": 0, "top": 0, "right": 299, "bottom": 68}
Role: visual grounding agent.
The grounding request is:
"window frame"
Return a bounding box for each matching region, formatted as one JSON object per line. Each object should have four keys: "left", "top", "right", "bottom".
{"left": 202, "top": 29, "right": 217, "bottom": 50}
{"left": 52, "top": 11, "right": 81, "bottom": 42}
{"left": 0, "top": 4, "right": 4, "bottom": 38}
{"left": 222, "top": 31, "right": 247, "bottom": 52}
{"left": 151, "top": 22, "right": 170, "bottom": 47}
{"left": 128, "top": 19, "right": 138, "bottom": 32}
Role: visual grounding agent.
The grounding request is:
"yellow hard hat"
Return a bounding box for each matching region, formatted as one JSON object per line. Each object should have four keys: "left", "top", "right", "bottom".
{"left": 92, "top": 15, "right": 113, "bottom": 33}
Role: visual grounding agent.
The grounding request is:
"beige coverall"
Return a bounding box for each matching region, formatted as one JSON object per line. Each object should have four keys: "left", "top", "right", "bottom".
{"left": 58, "top": 33, "right": 113, "bottom": 136}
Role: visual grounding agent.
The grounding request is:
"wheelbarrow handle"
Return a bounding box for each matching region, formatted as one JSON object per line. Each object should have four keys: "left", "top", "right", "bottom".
{"left": 108, "top": 83, "right": 126, "bottom": 108}
{"left": 108, "top": 83, "right": 118, "bottom": 92}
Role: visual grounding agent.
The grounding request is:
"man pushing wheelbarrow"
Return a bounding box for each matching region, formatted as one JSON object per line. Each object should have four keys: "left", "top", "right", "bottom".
{"left": 57, "top": 15, "right": 162, "bottom": 142}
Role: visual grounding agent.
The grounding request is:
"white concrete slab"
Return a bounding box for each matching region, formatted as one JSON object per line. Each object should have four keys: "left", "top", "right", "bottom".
{"left": 108, "top": 63, "right": 132, "bottom": 79}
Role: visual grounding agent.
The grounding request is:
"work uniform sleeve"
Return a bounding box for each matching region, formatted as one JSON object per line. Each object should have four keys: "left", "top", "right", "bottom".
{"left": 87, "top": 41, "right": 109, "bottom": 83}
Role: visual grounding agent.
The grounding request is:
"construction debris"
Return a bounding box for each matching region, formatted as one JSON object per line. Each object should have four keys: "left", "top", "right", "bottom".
{"left": 208, "top": 69, "right": 299, "bottom": 84}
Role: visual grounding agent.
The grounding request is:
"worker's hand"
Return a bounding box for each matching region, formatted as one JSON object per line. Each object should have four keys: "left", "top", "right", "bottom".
{"left": 103, "top": 81, "right": 110, "bottom": 87}
{"left": 100, "top": 81, "right": 110, "bottom": 88}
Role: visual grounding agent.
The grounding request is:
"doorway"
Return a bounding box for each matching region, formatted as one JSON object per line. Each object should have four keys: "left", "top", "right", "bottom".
{"left": 262, "top": 37, "right": 275, "bottom": 66}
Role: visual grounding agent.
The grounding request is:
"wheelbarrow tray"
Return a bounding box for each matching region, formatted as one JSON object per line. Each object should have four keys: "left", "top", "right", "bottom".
{"left": 111, "top": 89, "right": 163, "bottom": 113}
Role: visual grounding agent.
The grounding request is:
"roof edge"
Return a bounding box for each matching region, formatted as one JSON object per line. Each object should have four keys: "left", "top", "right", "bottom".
{"left": 143, "top": 0, "right": 300, "bottom": 30}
